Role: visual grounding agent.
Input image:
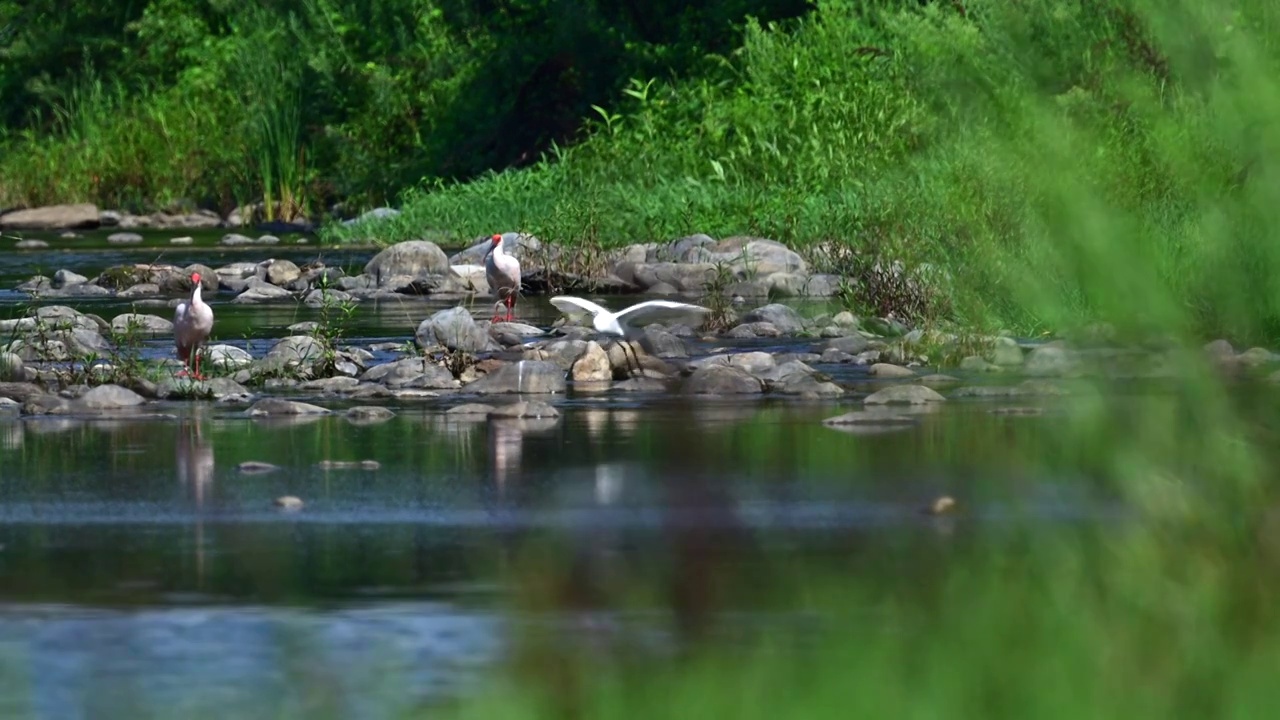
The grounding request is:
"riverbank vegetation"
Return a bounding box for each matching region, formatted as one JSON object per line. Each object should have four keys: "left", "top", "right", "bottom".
{"left": 344, "top": 0, "right": 1280, "bottom": 342}
{"left": 0, "top": 0, "right": 808, "bottom": 215}
{"left": 5, "top": 1, "right": 1280, "bottom": 340}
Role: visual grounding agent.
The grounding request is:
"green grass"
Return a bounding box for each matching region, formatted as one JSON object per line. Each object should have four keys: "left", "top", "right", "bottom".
{"left": 0, "top": 69, "right": 247, "bottom": 212}
{"left": 328, "top": 0, "right": 1280, "bottom": 344}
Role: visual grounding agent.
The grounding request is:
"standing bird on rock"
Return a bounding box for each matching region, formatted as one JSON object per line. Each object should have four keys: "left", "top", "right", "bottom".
{"left": 485, "top": 233, "right": 522, "bottom": 323}
{"left": 174, "top": 272, "right": 215, "bottom": 380}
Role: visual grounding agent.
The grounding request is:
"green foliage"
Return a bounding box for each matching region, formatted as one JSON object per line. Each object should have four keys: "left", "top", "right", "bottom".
{"left": 0, "top": 0, "right": 810, "bottom": 210}
{"left": 332, "top": 0, "right": 1280, "bottom": 344}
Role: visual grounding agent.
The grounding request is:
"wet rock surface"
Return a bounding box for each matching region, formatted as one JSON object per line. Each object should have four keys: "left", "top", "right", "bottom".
{"left": 4, "top": 231, "right": 1278, "bottom": 424}
{"left": 10, "top": 231, "right": 854, "bottom": 305}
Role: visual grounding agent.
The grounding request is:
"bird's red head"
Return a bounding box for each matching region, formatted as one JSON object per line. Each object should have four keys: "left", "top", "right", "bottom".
{"left": 191, "top": 272, "right": 202, "bottom": 284}
{"left": 491, "top": 233, "right": 502, "bottom": 246}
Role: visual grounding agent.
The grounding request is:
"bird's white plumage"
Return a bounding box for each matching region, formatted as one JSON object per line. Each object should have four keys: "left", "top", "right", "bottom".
{"left": 549, "top": 296, "right": 711, "bottom": 338}
{"left": 173, "top": 278, "right": 214, "bottom": 373}
{"left": 485, "top": 234, "right": 522, "bottom": 321}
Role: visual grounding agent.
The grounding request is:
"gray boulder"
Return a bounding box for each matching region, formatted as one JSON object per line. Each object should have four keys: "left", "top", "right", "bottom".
{"left": 864, "top": 385, "right": 946, "bottom": 405}
{"left": 742, "top": 303, "right": 806, "bottom": 334}
{"left": 77, "top": 384, "right": 147, "bottom": 410}
{"left": 466, "top": 360, "right": 566, "bottom": 394}
{"left": 246, "top": 398, "right": 331, "bottom": 416}
{"left": 365, "top": 240, "right": 450, "bottom": 286}
{"left": 682, "top": 365, "right": 765, "bottom": 394}
{"left": 0, "top": 203, "right": 99, "bottom": 230}
{"left": 416, "top": 306, "right": 493, "bottom": 353}
{"left": 111, "top": 313, "right": 174, "bottom": 337}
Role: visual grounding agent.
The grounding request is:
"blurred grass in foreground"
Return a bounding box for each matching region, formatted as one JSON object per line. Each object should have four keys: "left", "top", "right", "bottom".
{"left": 441, "top": 379, "right": 1280, "bottom": 719}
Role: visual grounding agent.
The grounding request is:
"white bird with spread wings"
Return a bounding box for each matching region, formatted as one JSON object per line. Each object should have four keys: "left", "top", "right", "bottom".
{"left": 549, "top": 296, "right": 711, "bottom": 339}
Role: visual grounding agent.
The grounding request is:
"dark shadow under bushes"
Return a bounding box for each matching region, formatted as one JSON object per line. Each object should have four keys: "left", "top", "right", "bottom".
{"left": 0, "top": 0, "right": 813, "bottom": 211}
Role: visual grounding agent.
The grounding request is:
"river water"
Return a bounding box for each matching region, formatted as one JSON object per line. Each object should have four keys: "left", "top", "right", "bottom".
{"left": 0, "top": 228, "right": 1240, "bottom": 718}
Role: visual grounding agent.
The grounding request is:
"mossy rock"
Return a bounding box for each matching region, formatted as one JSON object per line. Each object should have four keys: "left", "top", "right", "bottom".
{"left": 94, "top": 265, "right": 150, "bottom": 291}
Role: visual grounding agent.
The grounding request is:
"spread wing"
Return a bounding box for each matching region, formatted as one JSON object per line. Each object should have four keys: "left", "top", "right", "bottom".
{"left": 614, "top": 300, "right": 711, "bottom": 329}
{"left": 550, "top": 295, "right": 610, "bottom": 320}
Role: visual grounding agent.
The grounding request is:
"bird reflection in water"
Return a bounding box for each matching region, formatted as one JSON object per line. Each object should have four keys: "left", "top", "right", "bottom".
{"left": 488, "top": 418, "right": 525, "bottom": 504}
{"left": 175, "top": 408, "right": 215, "bottom": 586}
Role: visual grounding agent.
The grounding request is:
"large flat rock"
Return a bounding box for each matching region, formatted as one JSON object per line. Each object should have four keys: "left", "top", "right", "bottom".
{"left": 0, "top": 203, "right": 100, "bottom": 230}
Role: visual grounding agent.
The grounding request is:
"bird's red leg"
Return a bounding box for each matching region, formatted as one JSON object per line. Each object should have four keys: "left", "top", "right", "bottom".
{"left": 505, "top": 296, "right": 515, "bottom": 322}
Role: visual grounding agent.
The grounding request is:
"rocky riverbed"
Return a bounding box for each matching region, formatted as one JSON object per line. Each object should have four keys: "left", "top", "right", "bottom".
{"left": 3, "top": 230, "right": 1279, "bottom": 427}
{"left": 9, "top": 230, "right": 841, "bottom": 301}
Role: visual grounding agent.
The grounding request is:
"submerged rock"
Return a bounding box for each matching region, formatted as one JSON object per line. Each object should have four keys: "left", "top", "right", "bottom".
{"left": 245, "top": 398, "right": 331, "bottom": 416}
{"left": 316, "top": 459, "right": 381, "bottom": 471}
{"left": 239, "top": 461, "right": 280, "bottom": 474}
{"left": 488, "top": 400, "right": 561, "bottom": 419}
{"left": 346, "top": 406, "right": 396, "bottom": 424}
{"left": 446, "top": 403, "right": 497, "bottom": 416}
{"left": 823, "top": 408, "right": 923, "bottom": 436}
{"left": 863, "top": 384, "right": 946, "bottom": 405}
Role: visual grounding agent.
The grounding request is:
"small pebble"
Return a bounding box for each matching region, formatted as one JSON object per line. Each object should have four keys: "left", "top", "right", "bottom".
{"left": 274, "top": 496, "right": 304, "bottom": 510}
{"left": 315, "top": 460, "right": 381, "bottom": 471}
{"left": 926, "top": 496, "right": 957, "bottom": 515}
{"left": 238, "top": 461, "right": 279, "bottom": 474}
